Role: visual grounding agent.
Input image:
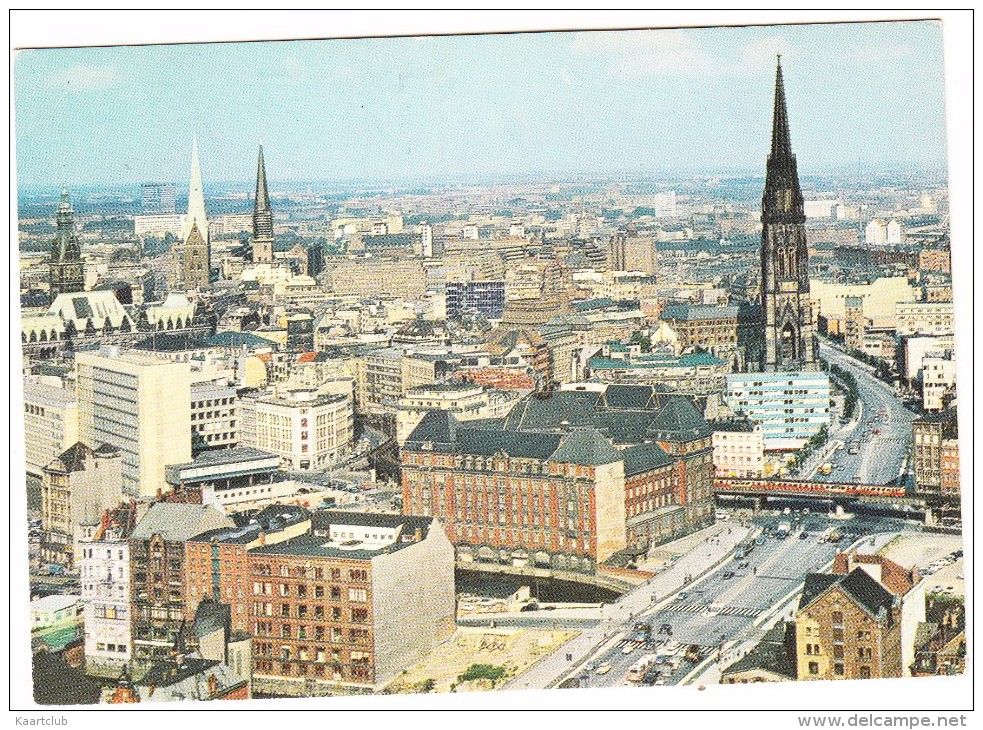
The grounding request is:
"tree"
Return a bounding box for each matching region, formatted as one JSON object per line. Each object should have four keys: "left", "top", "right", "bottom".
{"left": 457, "top": 664, "right": 506, "bottom": 687}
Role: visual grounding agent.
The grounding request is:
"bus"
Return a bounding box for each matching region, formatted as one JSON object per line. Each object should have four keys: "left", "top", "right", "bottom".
{"left": 627, "top": 654, "right": 658, "bottom": 684}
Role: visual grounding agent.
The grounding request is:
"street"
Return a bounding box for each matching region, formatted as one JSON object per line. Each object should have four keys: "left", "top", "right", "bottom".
{"left": 815, "top": 340, "right": 914, "bottom": 486}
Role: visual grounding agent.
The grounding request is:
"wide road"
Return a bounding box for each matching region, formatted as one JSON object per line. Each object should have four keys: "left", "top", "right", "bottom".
{"left": 557, "top": 513, "right": 909, "bottom": 690}
{"left": 818, "top": 340, "right": 914, "bottom": 486}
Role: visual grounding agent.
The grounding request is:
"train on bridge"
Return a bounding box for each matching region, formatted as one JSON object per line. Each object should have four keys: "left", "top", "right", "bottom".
{"left": 714, "top": 478, "right": 908, "bottom": 500}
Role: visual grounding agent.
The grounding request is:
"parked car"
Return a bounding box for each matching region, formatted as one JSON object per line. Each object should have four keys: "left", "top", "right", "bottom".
{"left": 595, "top": 662, "right": 612, "bottom": 675}
{"left": 722, "top": 570, "right": 735, "bottom": 580}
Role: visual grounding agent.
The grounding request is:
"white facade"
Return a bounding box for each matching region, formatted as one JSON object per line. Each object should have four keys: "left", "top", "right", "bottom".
{"left": 712, "top": 425, "right": 765, "bottom": 478}
{"left": 901, "top": 334, "right": 954, "bottom": 382}
{"left": 865, "top": 220, "right": 887, "bottom": 246}
{"left": 134, "top": 214, "right": 184, "bottom": 239}
{"left": 886, "top": 219, "right": 903, "bottom": 244}
{"left": 191, "top": 381, "right": 239, "bottom": 450}
{"left": 895, "top": 301, "right": 955, "bottom": 336}
{"left": 79, "top": 530, "right": 131, "bottom": 677}
{"left": 23, "top": 376, "right": 79, "bottom": 478}
{"left": 921, "top": 355, "right": 957, "bottom": 412}
{"left": 725, "top": 372, "right": 832, "bottom": 451}
{"left": 76, "top": 348, "right": 192, "bottom": 497}
{"left": 239, "top": 388, "right": 354, "bottom": 471}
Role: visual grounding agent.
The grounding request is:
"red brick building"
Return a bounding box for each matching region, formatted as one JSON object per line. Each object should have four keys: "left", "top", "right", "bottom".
{"left": 246, "top": 511, "right": 455, "bottom": 695}
{"left": 184, "top": 504, "right": 311, "bottom": 634}
{"left": 401, "top": 385, "right": 715, "bottom": 571}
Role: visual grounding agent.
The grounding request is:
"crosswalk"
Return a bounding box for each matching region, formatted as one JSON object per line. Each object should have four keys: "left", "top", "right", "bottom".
{"left": 663, "top": 603, "right": 762, "bottom": 618}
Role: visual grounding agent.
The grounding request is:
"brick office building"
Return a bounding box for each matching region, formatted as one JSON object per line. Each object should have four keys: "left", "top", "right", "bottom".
{"left": 401, "top": 384, "right": 715, "bottom": 570}
{"left": 246, "top": 511, "right": 455, "bottom": 695}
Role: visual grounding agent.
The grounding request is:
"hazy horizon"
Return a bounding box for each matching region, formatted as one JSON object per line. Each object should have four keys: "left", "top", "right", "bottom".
{"left": 15, "top": 21, "right": 948, "bottom": 188}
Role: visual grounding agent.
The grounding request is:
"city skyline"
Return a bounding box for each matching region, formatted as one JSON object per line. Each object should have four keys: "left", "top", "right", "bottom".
{"left": 15, "top": 21, "right": 947, "bottom": 187}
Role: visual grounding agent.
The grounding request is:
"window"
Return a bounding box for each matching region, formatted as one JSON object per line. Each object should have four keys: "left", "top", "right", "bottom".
{"left": 834, "top": 663, "right": 844, "bottom": 677}
{"left": 808, "top": 662, "right": 819, "bottom": 675}
{"left": 859, "top": 666, "right": 871, "bottom": 679}
{"left": 349, "top": 588, "right": 367, "bottom": 602}
{"left": 831, "top": 611, "right": 843, "bottom": 625}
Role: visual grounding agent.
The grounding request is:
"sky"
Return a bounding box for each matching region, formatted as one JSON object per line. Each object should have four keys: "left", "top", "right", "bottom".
{"left": 13, "top": 20, "right": 948, "bottom": 188}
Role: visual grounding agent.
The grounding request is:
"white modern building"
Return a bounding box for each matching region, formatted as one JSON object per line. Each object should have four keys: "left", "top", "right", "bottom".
{"left": 23, "top": 375, "right": 79, "bottom": 478}
{"left": 725, "top": 371, "right": 832, "bottom": 451}
{"left": 190, "top": 381, "right": 239, "bottom": 451}
{"left": 239, "top": 386, "right": 354, "bottom": 471}
{"left": 711, "top": 420, "right": 765, "bottom": 478}
{"left": 75, "top": 347, "right": 192, "bottom": 497}
{"left": 895, "top": 301, "right": 955, "bottom": 337}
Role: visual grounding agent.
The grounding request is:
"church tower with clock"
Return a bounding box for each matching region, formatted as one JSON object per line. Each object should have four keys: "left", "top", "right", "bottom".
{"left": 49, "top": 189, "right": 85, "bottom": 298}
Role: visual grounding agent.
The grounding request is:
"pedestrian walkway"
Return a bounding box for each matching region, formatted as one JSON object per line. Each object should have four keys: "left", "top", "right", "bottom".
{"left": 662, "top": 603, "right": 762, "bottom": 618}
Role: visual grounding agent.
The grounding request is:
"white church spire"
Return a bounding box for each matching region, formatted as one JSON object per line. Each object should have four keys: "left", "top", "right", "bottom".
{"left": 183, "top": 134, "right": 209, "bottom": 244}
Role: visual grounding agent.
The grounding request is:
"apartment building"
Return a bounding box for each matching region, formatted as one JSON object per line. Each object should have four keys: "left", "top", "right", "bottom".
{"left": 711, "top": 419, "right": 765, "bottom": 478}
{"left": 79, "top": 502, "right": 138, "bottom": 677}
{"left": 129, "top": 503, "right": 234, "bottom": 676}
{"left": 247, "top": 511, "right": 455, "bottom": 695}
{"left": 913, "top": 408, "right": 959, "bottom": 498}
{"left": 184, "top": 505, "right": 311, "bottom": 634}
{"left": 40, "top": 442, "right": 124, "bottom": 569}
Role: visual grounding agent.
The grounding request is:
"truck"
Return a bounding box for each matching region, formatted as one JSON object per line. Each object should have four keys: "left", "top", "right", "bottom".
{"left": 626, "top": 654, "right": 659, "bottom": 683}
{"left": 776, "top": 521, "right": 791, "bottom": 539}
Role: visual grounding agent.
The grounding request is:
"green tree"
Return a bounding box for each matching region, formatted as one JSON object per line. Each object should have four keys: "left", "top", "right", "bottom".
{"left": 457, "top": 664, "right": 506, "bottom": 686}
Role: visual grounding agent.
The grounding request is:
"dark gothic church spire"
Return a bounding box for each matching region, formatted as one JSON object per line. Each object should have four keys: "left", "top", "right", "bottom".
{"left": 762, "top": 56, "right": 805, "bottom": 225}
{"left": 759, "top": 56, "right": 817, "bottom": 372}
{"left": 253, "top": 145, "right": 273, "bottom": 241}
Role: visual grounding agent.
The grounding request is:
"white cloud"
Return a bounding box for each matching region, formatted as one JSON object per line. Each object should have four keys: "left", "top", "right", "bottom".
{"left": 48, "top": 64, "right": 119, "bottom": 92}
{"left": 571, "top": 29, "right": 794, "bottom": 78}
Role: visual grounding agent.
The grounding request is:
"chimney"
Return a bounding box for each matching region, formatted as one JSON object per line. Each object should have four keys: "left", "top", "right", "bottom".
{"left": 258, "top": 531, "right": 266, "bottom": 546}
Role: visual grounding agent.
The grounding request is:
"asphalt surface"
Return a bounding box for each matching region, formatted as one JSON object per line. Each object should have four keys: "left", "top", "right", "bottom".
{"left": 547, "top": 513, "right": 915, "bottom": 691}
{"left": 815, "top": 341, "right": 915, "bottom": 486}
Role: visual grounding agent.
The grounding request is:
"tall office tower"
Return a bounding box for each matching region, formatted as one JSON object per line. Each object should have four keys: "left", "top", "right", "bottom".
{"left": 173, "top": 136, "right": 211, "bottom": 290}
{"left": 760, "top": 58, "right": 818, "bottom": 371}
{"left": 140, "top": 182, "right": 177, "bottom": 215}
{"left": 75, "top": 347, "right": 192, "bottom": 498}
{"left": 252, "top": 144, "right": 274, "bottom": 263}
{"left": 48, "top": 189, "right": 85, "bottom": 297}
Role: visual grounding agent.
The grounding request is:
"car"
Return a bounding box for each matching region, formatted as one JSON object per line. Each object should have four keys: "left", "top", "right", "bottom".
{"left": 799, "top": 532, "right": 809, "bottom": 540}
{"left": 738, "top": 561, "right": 749, "bottom": 569}
{"left": 595, "top": 662, "right": 612, "bottom": 675}
{"left": 755, "top": 537, "right": 765, "bottom": 545}
{"left": 676, "top": 592, "right": 688, "bottom": 601}
{"left": 584, "top": 661, "right": 598, "bottom": 673}
{"left": 722, "top": 571, "right": 735, "bottom": 580}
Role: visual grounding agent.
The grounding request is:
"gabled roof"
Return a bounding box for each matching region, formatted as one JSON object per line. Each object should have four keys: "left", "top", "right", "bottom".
{"left": 550, "top": 428, "right": 622, "bottom": 466}
{"left": 799, "top": 568, "right": 896, "bottom": 619}
{"left": 645, "top": 397, "right": 712, "bottom": 439}
{"left": 131, "top": 503, "right": 233, "bottom": 542}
